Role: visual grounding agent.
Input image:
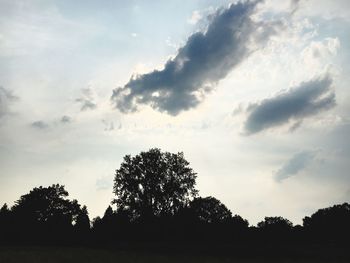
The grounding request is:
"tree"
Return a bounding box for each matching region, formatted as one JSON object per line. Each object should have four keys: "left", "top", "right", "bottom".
{"left": 188, "top": 196, "right": 232, "bottom": 223}
{"left": 231, "top": 214, "right": 249, "bottom": 229}
{"left": 303, "top": 203, "right": 350, "bottom": 243}
{"left": 257, "top": 216, "right": 293, "bottom": 230}
{"left": 11, "top": 184, "right": 82, "bottom": 230}
{"left": 75, "top": 205, "right": 90, "bottom": 232}
{"left": 113, "top": 148, "right": 198, "bottom": 220}
{"left": 0, "top": 203, "right": 11, "bottom": 243}
{"left": 0, "top": 203, "right": 10, "bottom": 220}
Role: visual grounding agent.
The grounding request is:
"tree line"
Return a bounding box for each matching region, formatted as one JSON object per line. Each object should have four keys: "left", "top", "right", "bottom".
{"left": 0, "top": 148, "right": 349, "bottom": 248}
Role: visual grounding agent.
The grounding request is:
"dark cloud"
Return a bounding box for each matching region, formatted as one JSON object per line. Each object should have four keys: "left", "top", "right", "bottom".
{"left": 31, "top": 116, "right": 72, "bottom": 130}
{"left": 0, "top": 86, "right": 18, "bottom": 118}
{"left": 61, "top": 115, "right": 72, "bottom": 124}
{"left": 275, "top": 151, "right": 316, "bottom": 182}
{"left": 243, "top": 74, "right": 336, "bottom": 134}
{"left": 76, "top": 88, "right": 97, "bottom": 111}
{"left": 111, "top": 0, "right": 282, "bottom": 115}
{"left": 31, "top": 121, "right": 49, "bottom": 129}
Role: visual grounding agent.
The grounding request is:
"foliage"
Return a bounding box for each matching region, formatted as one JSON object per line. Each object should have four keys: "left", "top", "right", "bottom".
{"left": 188, "top": 196, "right": 232, "bottom": 223}
{"left": 12, "top": 184, "right": 82, "bottom": 227}
{"left": 0, "top": 149, "right": 349, "bottom": 247}
{"left": 257, "top": 216, "right": 293, "bottom": 230}
{"left": 113, "top": 148, "right": 198, "bottom": 220}
{"left": 75, "top": 205, "right": 90, "bottom": 232}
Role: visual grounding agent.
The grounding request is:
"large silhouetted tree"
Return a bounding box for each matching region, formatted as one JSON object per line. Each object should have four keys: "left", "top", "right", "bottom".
{"left": 113, "top": 148, "right": 198, "bottom": 220}
{"left": 12, "top": 184, "right": 81, "bottom": 226}
{"left": 11, "top": 184, "right": 85, "bottom": 243}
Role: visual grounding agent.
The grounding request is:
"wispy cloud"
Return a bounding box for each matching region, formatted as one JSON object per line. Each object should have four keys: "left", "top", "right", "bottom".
{"left": 0, "top": 86, "right": 18, "bottom": 119}
{"left": 31, "top": 120, "right": 49, "bottom": 130}
{"left": 111, "top": 1, "right": 282, "bottom": 115}
{"left": 275, "top": 151, "right": 316, "bottom": 182}
{"left": 61, "top": 115, "right": 72, "bottom": 124}
{"left": 290, "top": 0, "right": 301, "bottom": 15}
{"left": 243, "top": 74, "right": 336, "bottom": 134}
{"left": 96, "top": 176, "right": 113, "bottom": 191}
{"left": 76, "top": 88, "right": 97, "bottom": 111}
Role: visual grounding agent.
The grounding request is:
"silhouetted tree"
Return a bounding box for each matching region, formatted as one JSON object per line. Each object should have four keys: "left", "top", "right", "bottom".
{"left": 75, "top": 205, "right": 90, "bottom": 232}
{"left": 188, "top": 196, "right": 232, "bottom": 223}
{"left": 257, "top": 216, "right": 293, "bottom": 243}
{"left": 231, "top": 214, "right": 249, "bottom": 229}
{"left": 303, "top": 203, "right": 350, "bottom": 243}
{"left": 103, "top": 206, "right": 114, "bottom": 221}
{"left": 12, "top": 184, "right": 80, "bottom": 225}
{"left": 0, "top": 203, "right": 11, "bottom": 243}
{"left": 172, "top": 197, "right": 236, "bottom": 244}
{"left": 92, "top": 206, "right": 134, "bottom": 244}
{"left": 74, "top": 205, "right": 90, "bottom": 243}
{"left": 257, "top": 216, "right": 293, "bottom": 230}
{"left": 229, "top": 214, "right": 250, "bottom": 243}
{"left": 99, "top": 206, "right": 116, "bottom": 232}
{"left": 11, "top": 184, "right": 84, "bottom": 243}
{"left": 0, "top": 203, "right": 10, "bottom": 220}
{"left": 92, "top": 216, "right": 102, "bottom": 229}
{"left": 112, "top": 148, "right": 198, "bottom": 220}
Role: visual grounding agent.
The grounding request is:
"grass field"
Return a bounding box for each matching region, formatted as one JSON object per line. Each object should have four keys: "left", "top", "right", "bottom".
{"left": 0, "top": 246, "right": 349, "bottom": 263}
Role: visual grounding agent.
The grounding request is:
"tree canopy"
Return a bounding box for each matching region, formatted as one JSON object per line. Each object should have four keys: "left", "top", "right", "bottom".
{"left": 0, "top": 149, "right": 349, "bottom": 249}
{"left": 257, "top": 216, "right": 293, "bottom": 230}
{"left": 188, "top": 196, "right": 232, "bottom": 223}
{"left": 113, "top": 148, "right": 198, "bottom": 220}
{"left": 12, "top": 184, "right": 84, "bottom": 227}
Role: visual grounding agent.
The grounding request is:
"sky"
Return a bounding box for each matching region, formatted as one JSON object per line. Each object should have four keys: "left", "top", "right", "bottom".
{"left": 1, "top": 0, "right": 350, "bottom": 225}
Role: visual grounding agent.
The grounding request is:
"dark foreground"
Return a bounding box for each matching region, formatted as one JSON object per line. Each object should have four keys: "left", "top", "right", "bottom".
{"left": 0, "top": 246, "right": 349, "bottom": 263}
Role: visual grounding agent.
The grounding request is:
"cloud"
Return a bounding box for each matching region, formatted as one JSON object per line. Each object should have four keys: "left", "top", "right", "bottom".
{"left": 31, "top": 116, "right": 73, "bottom": 130}
{"left": 290, "top": 0, "right": 301, "bottom": 15}
{"left": 187, "top": 10, "right": 202, "bottom": 25}
{"left": 61, "top": 115, "right": 72, "bottom": 124}
{"left": 111, "top": 1, "right": 282, "bottom": 116}
{"left": 102, "top": 119, "right": 122, "bottom": 131}
{"left": 0, "top": 86, "right": 18, "bottom": 118}
{"left": 96, "top": 176, "right": 113, "bottom": 191}
{"left": 243, "top": 74, "right": 336, "bottom": 134}
{"left": 31, "top": 121, "right": 49, "bottom": 130}
{"left": 76, "top": 88, "right": 97, "bottom": 111}
{"left": 102, "top": 119, "right": 114, "bottom": 131}
{"left": 275, "top": 151, "right": 316, "bottom": 182}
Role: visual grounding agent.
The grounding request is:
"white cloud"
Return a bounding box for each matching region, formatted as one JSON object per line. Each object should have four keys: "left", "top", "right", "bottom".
{"left": 187, "top": 10, "right": 202, "bottom": 25}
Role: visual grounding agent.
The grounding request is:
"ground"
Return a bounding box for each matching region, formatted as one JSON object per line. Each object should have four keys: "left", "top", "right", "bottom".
{"left": 0, "top": 246, "right": 349, "bottom": 263}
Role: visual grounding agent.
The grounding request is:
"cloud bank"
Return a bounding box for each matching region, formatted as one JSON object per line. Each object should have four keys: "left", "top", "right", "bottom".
{"left": 275, "top": 151, "right": 316, "bottom": 182}
{"left": 244, "top": 74, "right": 336, "bottom": 134}
{"left": 111, "top": 1, "right": 281, "bottom": 115}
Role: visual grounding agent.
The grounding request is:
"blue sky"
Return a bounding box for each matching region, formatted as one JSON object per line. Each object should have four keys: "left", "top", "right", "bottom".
{"left": 1, "top": 0, "right": 350, "bottom": 225}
